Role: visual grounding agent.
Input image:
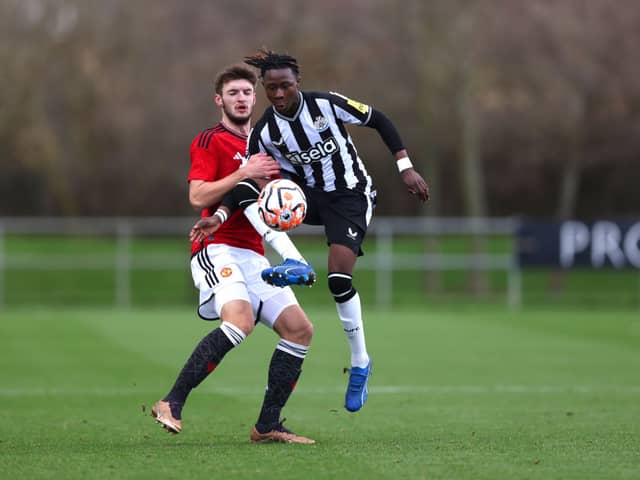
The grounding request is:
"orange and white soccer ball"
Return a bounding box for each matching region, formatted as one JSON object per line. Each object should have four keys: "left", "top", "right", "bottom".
{"left": 256, "top": 179, "right": 307, "bottom": 232}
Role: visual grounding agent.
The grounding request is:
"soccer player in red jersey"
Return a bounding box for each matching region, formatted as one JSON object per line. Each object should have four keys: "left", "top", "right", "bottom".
{"left": 151, "top": 64, "right": 315, "bottom": 444}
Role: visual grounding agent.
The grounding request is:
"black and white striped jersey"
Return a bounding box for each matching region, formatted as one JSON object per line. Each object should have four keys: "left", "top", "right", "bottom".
{"left": 247, "top": 91, "right": 374, "bottom": 194}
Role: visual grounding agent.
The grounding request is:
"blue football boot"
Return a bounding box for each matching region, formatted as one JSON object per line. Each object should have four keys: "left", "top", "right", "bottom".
{"left": 261, "top": 259, "right": 316, "bottom": 287}
{"left": 345, "top": 361, "right": 371, "bottom": 412}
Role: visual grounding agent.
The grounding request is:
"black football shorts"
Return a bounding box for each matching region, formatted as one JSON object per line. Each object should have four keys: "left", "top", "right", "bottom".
{"left": 302, "top": 187, "right": 375, "bottom": 256}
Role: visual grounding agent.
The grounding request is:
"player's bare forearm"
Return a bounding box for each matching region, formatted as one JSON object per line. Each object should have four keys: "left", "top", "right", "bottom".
{"left": 189, "top": 174, "right": 246, "bottom": 210}
{"left": 188, "top": 154, "right": 279, "bottom": 210}
{"left": 189, "top": 212, "right": 226, "bottom": 243}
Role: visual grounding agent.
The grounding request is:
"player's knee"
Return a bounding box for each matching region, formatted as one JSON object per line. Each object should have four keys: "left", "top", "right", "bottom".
{"left": 296, "top": 319, "right": 314, "bottom": 345}
{"left": 275, "top": 305, "right": 313, "bottom": 345}
{"left": 220, "top": 300, "right": 255, "bottom": 336}
{"left": 230, "top": 317, "right": 254, "bottom": 337}
{"left": 328, "top": 272, "right": 357, "bottom": 303}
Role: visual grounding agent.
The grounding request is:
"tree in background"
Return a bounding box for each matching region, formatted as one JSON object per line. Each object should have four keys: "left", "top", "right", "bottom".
{"left": 2, "top": 0, "right": 640, "bottom": 218}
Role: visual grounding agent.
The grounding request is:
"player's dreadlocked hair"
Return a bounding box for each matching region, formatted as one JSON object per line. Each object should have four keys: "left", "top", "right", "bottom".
{"left": 244, "top": 48, "right": 300, "bottom": 77}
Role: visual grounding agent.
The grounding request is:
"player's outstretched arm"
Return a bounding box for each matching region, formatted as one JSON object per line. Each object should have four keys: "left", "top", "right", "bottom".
{"left": 366, "top": 109, "right": 430, "bottom": 202}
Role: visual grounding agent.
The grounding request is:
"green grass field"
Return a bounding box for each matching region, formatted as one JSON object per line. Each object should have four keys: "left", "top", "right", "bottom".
{"left": 1, "top": 306, "right": 639, "bottom": 479}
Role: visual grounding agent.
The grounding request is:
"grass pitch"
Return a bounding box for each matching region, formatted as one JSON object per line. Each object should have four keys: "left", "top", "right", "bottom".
{"left": 1, "top": 306, "right": 639, "bottom": 479}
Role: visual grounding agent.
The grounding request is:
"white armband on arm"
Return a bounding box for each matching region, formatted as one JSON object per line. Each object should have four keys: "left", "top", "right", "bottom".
{"left": 243, "top": 203, "right": 306, "bottom": 263}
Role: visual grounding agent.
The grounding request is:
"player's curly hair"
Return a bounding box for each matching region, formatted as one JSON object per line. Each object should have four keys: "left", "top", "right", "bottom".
{"left": 214, "top": 64, "right": 257, "bottom": 95}
{"left": 244, "top": 48, "right": 300, "bottom": 77}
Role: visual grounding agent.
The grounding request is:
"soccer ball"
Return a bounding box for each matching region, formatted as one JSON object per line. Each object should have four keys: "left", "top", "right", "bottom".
{"left": 256, "top": 179, "right": 307, "bottom": 231}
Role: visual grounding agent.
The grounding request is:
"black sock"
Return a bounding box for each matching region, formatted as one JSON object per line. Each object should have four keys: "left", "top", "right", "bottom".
{"left": 256, "top": 345, "right": 305, "bottom": 433}
{"left": 163, "top": 327, "right": 235, "bottom": 417}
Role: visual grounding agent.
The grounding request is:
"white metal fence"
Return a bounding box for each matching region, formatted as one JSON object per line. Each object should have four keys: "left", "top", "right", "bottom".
{"left": 0, "top": 216, "right": 520, "bottom": 309}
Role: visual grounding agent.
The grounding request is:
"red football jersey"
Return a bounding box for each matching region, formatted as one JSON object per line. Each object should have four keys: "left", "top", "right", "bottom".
{"left": 188, "top": 123, "right": 264, "bottom": 256}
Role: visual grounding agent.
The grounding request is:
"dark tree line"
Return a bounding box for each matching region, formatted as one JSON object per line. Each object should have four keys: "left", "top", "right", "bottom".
{"left": 2, "top": 0, "right": 639, "bottom": 218}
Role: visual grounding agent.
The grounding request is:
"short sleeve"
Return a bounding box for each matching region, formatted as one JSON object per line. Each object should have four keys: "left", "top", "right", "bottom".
{"left": 188, "top": 142, "right": 218, "bottom": 182}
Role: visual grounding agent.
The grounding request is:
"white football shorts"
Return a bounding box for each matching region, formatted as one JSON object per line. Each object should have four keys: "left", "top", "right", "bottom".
{"left": 190, "top": 243, "right": 298, "bottom": 328}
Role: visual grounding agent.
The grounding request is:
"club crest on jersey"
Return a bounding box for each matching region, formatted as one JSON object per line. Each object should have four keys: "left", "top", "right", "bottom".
{"left": 313, "top": 115, "right": 329, "bottom": 131}
{"left": 284, "top": 137, "right": 338, "bottom": 165}
{"left": 220, "top": 267, "right": 233, "bottom": 277}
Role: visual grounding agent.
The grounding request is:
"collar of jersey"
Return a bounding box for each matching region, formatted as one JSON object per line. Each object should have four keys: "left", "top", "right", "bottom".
{"left": 218, "top": 121, "right": 248, "bottom": 140}
{"left": 272, "top": 91, "right": 304, "bottom": 122}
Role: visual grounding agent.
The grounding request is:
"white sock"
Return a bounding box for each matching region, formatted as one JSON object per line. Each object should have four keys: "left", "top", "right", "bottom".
{"left": 336, "top": 292, "right": 370, "bottom": 368}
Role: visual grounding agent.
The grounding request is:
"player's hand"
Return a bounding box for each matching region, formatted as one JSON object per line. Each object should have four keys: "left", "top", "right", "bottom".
{"left": 241, "top": 153, "right": 281, "bottom": 180}
{"left": 189, "top": 215, "right": 223, "bottom": 242}
{"left": 400, "top": 169, "right": 430, "bottom": 202}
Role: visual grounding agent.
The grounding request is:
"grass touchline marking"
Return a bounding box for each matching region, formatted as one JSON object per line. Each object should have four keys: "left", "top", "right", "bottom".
{"left": 1, "top": 385, "right": 640, "bottom": 396}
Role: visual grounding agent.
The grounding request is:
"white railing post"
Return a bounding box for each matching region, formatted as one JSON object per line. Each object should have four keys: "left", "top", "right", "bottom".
{"left": 375, "top": 220, "right": 393, "bottom": 309}
{"left": 115, "top": 219, "right": 131, "bottom": 309}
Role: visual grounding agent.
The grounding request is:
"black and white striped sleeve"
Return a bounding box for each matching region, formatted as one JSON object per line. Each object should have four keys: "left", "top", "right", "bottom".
{"left": 328, "top": 91, "right": 373, "bottom": 125}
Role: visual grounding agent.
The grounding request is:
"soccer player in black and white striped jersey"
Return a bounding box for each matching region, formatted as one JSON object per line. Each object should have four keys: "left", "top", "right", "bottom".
{"left": 244, "top": 49, "right": 430, "bottom": 413}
